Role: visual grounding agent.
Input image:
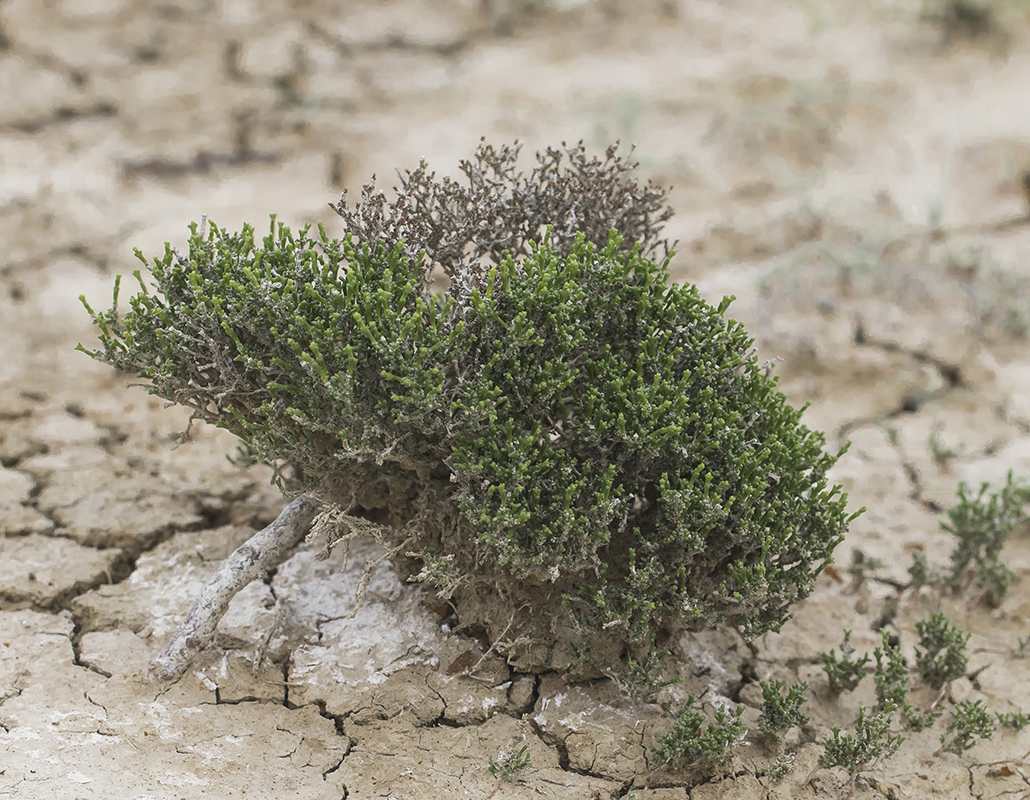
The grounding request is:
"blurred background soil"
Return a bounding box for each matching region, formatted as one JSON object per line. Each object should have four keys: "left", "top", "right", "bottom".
{"left": 1, "top": 1, "right": 1029, "bottom": 798}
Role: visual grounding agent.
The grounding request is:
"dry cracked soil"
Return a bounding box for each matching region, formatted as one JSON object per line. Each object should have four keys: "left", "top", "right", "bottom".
{"left": 2, "top": 0, "right": 1030, "bottom": 798}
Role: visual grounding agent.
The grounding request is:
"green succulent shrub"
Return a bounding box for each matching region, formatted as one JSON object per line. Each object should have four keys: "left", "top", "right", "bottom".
{"left": 652, "top": 696, "right": 747, "bottom": 771}
{"left": 996, "top": 709, "right": 1030, "bottom": 731}
{"left": 819, "top": 702, "right": 905, "bottom": 795}
{"left": 944, "top": 471, "right": 1029, "bottom": 607}
{"left": 939, "top": 699, "right": 995, "bottom": 756}
{"left": 821, "top": 629, "right": 871, "bottom": 694}
{"left": 80, "top": 141, "right": 857, "bottom": 677}
{"left": 874, "top": 629, "right": 947, "bottom": 732}
{"left": 913, "top": 613, "right": 970, "bottom": 689}
{"left": 758, "top": 679, "right": 810, "bottom": 743}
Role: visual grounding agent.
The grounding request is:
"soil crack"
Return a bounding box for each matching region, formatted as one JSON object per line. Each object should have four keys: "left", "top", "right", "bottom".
{"left": 308, "top": 19, "right": 474, "bottom": 59}
{"left": 4, "top": 100, "right": 119, "bottom": 134}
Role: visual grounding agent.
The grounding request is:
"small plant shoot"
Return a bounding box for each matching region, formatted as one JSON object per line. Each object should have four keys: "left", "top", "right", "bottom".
{"left": 758, "top": 679, "right": 810, "bottom": 743}
{"left": 652, "top": 697, "right": 747, "bottom": 771}
{"left": 766, "top": 753, "right": 796, "bottom": 783}
{"left": 939, "top": 700, "right": 995, "bottom": 756}
{"left": 822, "top": 629, "right": 871, "bottom": 694}
{"left": 995, "top": 710, "right": 1029, "bottom": 732}
{"left": 488, "top": 744, "right": 532, "bottom": 779}
{"left": 944, "top": 471, "right": 1030, "bottom": 607}
{"left": 913, "top": 613, "right": 970, "bottom": 689}
{"left": 873, "top": 630, "right": 940, "bottom": 732}
{"left": 818, "top": 702, "right": 905, "bottom": 798}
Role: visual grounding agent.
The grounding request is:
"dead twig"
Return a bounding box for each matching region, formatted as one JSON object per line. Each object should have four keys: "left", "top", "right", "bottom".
{"left": 148, "top": 495, "right": 321, "bottom": 682}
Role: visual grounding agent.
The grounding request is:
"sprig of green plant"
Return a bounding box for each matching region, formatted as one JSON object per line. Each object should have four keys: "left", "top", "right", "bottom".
{"left": 944, "top": 471, "right": 1030, "bottom": 607}
{"left": 907, "top": 549, "right": 946, "bottom": 589}
{"left": 873, "top": 631, "right": 940, "bottom": 732}
{"left": 906, "top": 705, "right": 943, "bottom": 733}
{"left": 995, "top": 710, "right": 1030, "bottom": 731}
{"left": 848, "top": 548, "right": 886, "bottom": 588}
{"left": 758, "top": 680, "right": 810, "bottom": 743}
{"left": 488, "top": 744, "right": 532, "bottom": 779}
{"left": 913, "top": 613, "right": 970, "bottom": 689}
{"left": 766, "top": 753, "right": 796, "bottom": 783}
{"left": 620, "top": 641, "right": 683, "bottom": 703}
{"left": 818, "top": 702, "right": 905, "bottom": 795}
{"left": 938, "top": 700, "right": 995, "bottom": 755}
{"left": 909, "top": 473, "right": 1030, "bottom": 603}
{"left": 652, "top": 697, "right": 747, "bottom": 770}
{"left": 873, "top": 633, "right": 909, "bottom": 711}
{"left": 928, "top": 423, "right": 963, "bottom": 469}
{"left": 822, "top": 630, "right": 871, "bottom": 694}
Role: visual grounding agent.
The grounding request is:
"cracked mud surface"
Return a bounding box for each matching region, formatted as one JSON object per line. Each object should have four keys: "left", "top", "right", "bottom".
{"left": 2, "top": 1, "right": 1030, "bottom": 798}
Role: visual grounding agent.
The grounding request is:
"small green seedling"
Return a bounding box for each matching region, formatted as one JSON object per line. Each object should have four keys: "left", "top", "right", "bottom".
{"left": 913, "top": 613, "right": 970, "bottom": 689}
{"left": 907, "top": 549, "right": 946, "bottom": 589}
{"left": 766, "top": 753, "right": 796, "bottom": 784}
{"left": 652, "top": 696, "right": 747, "bottom": 771}
{"left": 995, "top": 710, "right": 1030, "bottom": 732}
{"left": 822, "top": 630, "right": 871, "bottom": 694}
{"left": 910, "top": 473, "right": 1030, "bottom": 605}
{"left": 620, "top": 637, "right": 683, "bottom": 703}
{"left": 873, "top": 632, "right": 908, "bottom": 711}
{"left": 939, "top": 699, "right": 995, "bottom": 755}
{"left": 873, "top": 631, "right": 939, "bottom": 732}
{"left": 847, "top": 548, "right": 886, "bottom": 589}
{"left": 758, "top": 679, "right": 810, "bottom": 743}
{"left": 488, "top": 744, "right": 532, "bottom": 779}
{"left": 818, "top": 702, "right": 905, "bottom": 798}
{"left": 928, "top": 423, "right": 963, "bottom": 469}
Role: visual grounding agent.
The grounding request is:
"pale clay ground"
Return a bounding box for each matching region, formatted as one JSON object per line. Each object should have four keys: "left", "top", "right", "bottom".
{"left": 1, "top": 1, "right": 1030, "bottom": 798}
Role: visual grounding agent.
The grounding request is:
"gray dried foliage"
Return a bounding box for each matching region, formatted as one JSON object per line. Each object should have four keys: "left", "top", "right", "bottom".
{"left": 330, "top": 139, "right": 675, "bottom": 289}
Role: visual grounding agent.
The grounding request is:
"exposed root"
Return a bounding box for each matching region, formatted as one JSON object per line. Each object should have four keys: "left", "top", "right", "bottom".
{"left": 148, "top": 495, "right": 322, "bottom": 682}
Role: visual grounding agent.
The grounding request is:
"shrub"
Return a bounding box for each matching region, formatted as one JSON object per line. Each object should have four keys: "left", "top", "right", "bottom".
{"left": 619, "top": 635, "right": 683, "bottom": 703}
{"left": 939, "top": 699, "right": 995, "bottom": 755}
{"left": 80, "top": 140, "right": 858, "bottom": 680}
{"left": 652, "top": 697, "right": 747, "bottom": 771}
{"left": 873, "top": 631, "right": 940, "bottom": 732}
{"left": 944, "top": 471, "right": 1030, "bottom": 607}
{"left": 488, "top": 743, "right": 532, "bottom": 779}
{"left": 906, "top": 473, "right": 1028, "bottom": 605}
{"left": 995, "top": 709, "right": 1030, "bottom": 731}
{"left": 821, "top": 629, "right": 871, "bottom": 694}
{"left": 818, "top": 702, "right": 905, "bottom": 796}
{"left": 758, "top": 679, "right": 809, "bottom": 743}
{"left": 873, "top": 633, "right": 910, "bottom": 714}
{"left": 766, "top": 753, "right": 795, "bottom": 783}
{"left": 913, "top": 613, "right": 970, "bottom": 689}
{"left": 907, "top": 549, "right": 945, "bottom": 589}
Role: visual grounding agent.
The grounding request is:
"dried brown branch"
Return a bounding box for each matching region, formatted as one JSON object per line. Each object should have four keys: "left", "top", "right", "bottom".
{"left": 148, "top": 495, "right": 322, "bottom": 682}
{"left": 330, "top": 139, "right": 674, "bottom": 288}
